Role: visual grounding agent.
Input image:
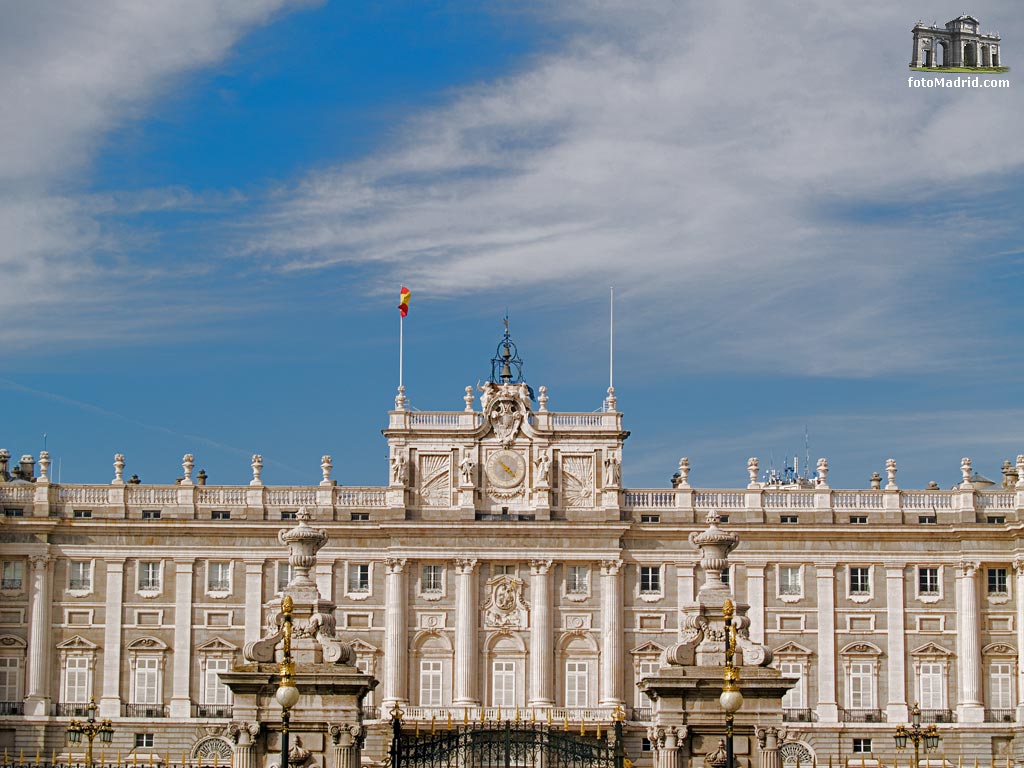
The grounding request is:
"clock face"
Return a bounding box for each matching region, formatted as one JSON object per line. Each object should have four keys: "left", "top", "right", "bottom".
{"left": 485, "top": 450, "right": 527, "bottom": 489}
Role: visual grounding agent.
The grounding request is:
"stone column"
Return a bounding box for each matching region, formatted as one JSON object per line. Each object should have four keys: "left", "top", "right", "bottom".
{"left": 599, "top": 559, "right": 624, "bottom": 706}
{"left": 24, "top": 554, "right": 52, "bottom": 716}
{"left": 885, "top": 566, "right": 909, "bottom": 722}
{"left": 230, "top": 723, "right": 259, "bottom": 768}
{"left": 100, "top": 559, "right": 125, "bottom": 717}
{"left": 1015, "top": 558, "right": 1024, "bottom": 722}
{"left": 382, "top": 557, "right": 409, "bottom": 707}
{"left": 757, "top": 727, "right": 781, "bottom": 768}
{"left": 815, "top": 564, "right": 838, "bottom": 722}
{"left": 956, "top": 560, "right": 984, "bottom": 722}
{"left": 529, "top": 559, "right": 553, "bottom": 707}
{"left": 453, "top": 558, "right": 479, "bottom": 706}
{"left": 745, "top": 565, "right": 766, "bottom": 645}
{"left": 243, "top": 561, "right": 264, "bottom": 647}
{"left": 169, "top": 559, "right": 195, "bottom": 718}
{"left": 330, "top": 723, "right": 362, "bottom": 768}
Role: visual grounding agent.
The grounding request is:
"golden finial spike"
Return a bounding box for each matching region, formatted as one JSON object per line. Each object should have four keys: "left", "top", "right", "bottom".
{"left": 546, "top": 708, "right": 552, "bottom": 726}
{"left": 463, "top": 707, "right": 468, "bottom": 725}
{"left": 580, "top": 718, "right": 585, "bottom": 737}
{"left": 36, "top": 750, "right": 41, "bottom": 766}
{"left": 447, "top": 710, "right": 452, "bottom": 730}
{"left": 165, "top": 753, "right": 169, "bottom": 768}
{"left": 531, "top": 708, "right": 536, "bottom": 724}
{"left": 431, "top": 715, "right": 436, "bottom": 735}
{"left": 497, "top": 707, "right": 502, "bottom": 722}
{"left": 282, "top": 595, "right": 294, "bottom": 614}
{"left": 415, "top": 720, "right": 420, "bottom": 738}
{"left": 564, "top": 713, "right": 569, "bottom": 732}
{"left": 18, "top": 748, "right": 24, "bottom": 766}
{"left": 722, "top": 599, "right": 735, "bottom": 620}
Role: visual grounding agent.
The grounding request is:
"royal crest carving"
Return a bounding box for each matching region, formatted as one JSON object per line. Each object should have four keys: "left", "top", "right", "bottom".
{"left": 482, "top": 574, "right": 529, "bottom": 629}
{"left": 488, "top": 397, "right": 524, "bottom": 448}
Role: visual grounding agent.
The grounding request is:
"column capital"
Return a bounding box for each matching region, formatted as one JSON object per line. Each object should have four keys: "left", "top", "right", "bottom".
{"left": 28, "top": 554, "right": 51, "bottom": 568}
{"left": 1013, "top": 557, "right": 1024, "bottom": 576}
{"left": 384, "top": 557, "right": 408, "bottom": 574}
{"left": 529, "top": 559, "right": 553, "bottom": 575}
{"left": 454, "top": 558, "right": 478, "bottom": 574}
{"left": 600, "top": 558, "right": 624, "bottom": 575}
{"left": 957, "top": 560, "right": 980, "bottom": 577}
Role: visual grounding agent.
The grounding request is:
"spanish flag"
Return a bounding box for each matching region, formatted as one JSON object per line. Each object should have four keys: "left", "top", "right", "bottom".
{"left": 397, "top": 286, "right": 411, "bottom": 317}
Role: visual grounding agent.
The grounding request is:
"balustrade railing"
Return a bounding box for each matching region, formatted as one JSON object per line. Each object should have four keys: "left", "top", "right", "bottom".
{"left": 0, "top": 702, "right": 22, "bottom": 716}
{"left": 919, "top": 709, "right": 955, "bottom": 723}
{"left": 841, "top": 708, "right": 884, "bottom": 723}
{"left": 977, "top": 492, "right": 1015, "bottom": 509}
{"left": 265, "top": 488, "right": 317, "bottom": 506}
{"left": 122, "top": 703, "right": 169, "bottom": 718}
{"left": 396, "top": 706, "right": 618, "bottom": 723}
{"left": 192, "top": 704, "right": 232, "bottom": 718}
{"left": 984, "top": 708, "right": 1016, "bottom": 723}
{"left": 832, "top": 492, "right": 883, "bottom": 510}
{"left": 0, "top": 487, "right": 33, "bottom": 503}
{"left": 56, "top": 486, "right": 108, "bottom": 504}
{"left": 901, "top": 491, "right": 954, "bottom": 510}
{"left": 335, "top": 487, "right": 387, "bottom": 507}
{"left": 764, "top": 491, "right": 816, "bottom": 509}
{"left": 782, "top": 708, "right": 815, "bottom": 722}
{"left": 53, "top": 703, "right": 92, "bottom": 717}
{"left": 693, "top": 492, "right": 744, "bottom": 509}
{"left": 126, "top": 486, "right": 178, "bottom": 505}
{"left": 623, "top": 491, "right": 678, "bottom": 509}
{"left": 196, "top": 487, "right": 246, "bottom": 505}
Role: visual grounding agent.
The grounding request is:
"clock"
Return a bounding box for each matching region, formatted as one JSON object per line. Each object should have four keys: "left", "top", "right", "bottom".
{"left": 485, "top": 449, "right": 527, "bottom": 489}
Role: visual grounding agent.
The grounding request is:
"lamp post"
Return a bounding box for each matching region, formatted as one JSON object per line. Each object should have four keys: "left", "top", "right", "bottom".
{"left": 893, "top": 703, "right": 940, "bottom": 768}
{"left": 720, "top": 600, "right": 743, "bottom": 768}
{"left": 66, "top": 698, "right": 114, "bottom": 768}
{"left": 276, "top": 596, "right": 300, "bottom": 768}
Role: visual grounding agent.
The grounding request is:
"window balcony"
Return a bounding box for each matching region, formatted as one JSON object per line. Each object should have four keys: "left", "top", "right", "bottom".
{"left": 783, "top": 708, "right": 815, "bottom": 722}
{"left": 0, "top": 701, "right": 23, "bottom": 716}
{"left": 53, "top": 703, "right": 92, "bottom": 717}
{"left": 193, "top": 704, "right": 233, "bottom": 718}
{"left": 122, "top": 703, "right": 168, "bottom": 718}
{"left": 629, "top": 707, "right": 652, "bottom": 722}
{"left": 842, "top": 708, "right": 885, "bottom": 723}
{"left": 919, "top": 709, "right": 955, "bottom": 723}
{"left": 0, "top": 579, "right": 22, "bottom": 590}
{"left": 985, "top": 708, "right": 1016, "bottom": 723}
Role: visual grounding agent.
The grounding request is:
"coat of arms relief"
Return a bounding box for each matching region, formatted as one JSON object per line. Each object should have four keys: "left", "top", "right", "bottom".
{"left": 482, "top": 574, "right": 530, "bottom": 629}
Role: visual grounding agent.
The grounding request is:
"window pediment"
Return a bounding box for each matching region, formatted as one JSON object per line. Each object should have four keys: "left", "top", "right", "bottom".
{"left": 196, "top": 637, "right": 238, "bottom": 654}
{"left": 126, "top": 636, "right": 168, "bottom": 652}
{"left": 0, "top": 635, "right": 27, "bottom": 650}
{"left": 840, "top": 641, "right": 883, "bottom": 657}
{"left": 774, "top": 641, "right": 813, "bottom": 657}
{"left": 983, "top": 642, "right": 1017, "bottom": 657}
{"left": 630, "top": 641, "right": 665, "bottom": 657}
{"left": 910, "top": 642, "right": 953, "bottom": 658}
{"left": 56, "top": 635, "right": 98, "bottom": 652}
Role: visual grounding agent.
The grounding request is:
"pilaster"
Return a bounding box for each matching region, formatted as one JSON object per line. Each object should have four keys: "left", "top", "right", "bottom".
{"left": 453, "top": 558, "right": 480, "bottom": 706}
{"left": 244, "top": 561, "right": 264, "bottom": 648}
{"left": 382, "top": 557, "right": 409, "bottom": 707}
{"left": 1016, "top": 558, "right": 1024, "bottom": 723}
{"left": 599, "top": 558, "right": 624, "bottom": 706}
{"left": 815, "top": 564, "right": 838, "bottom": 722}
{"left": 100, "top": 558, "right": 126, "bottom": 717}
{"left": 885, "top": 566, "right": 908, "bottom": 722}
{"left": 956, "top": 560, "right": 984, "bottom": 722}
{"left": 169, "top": 559, "right": 195, "bottom": 718}
{"left": 528, "top": 559, "right": 553, "bottom": 706}
{"left": 745, "top": 565, "right": 765, "bottom": 645}
{"left": 24, "top": 554, "right": 52, "bottom": 716}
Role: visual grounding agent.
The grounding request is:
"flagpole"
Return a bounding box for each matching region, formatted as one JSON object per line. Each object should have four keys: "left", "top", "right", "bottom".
{"left": 605, "top": 286, "right": 616, "bottom": 412}
{"left": 396, "top": 287, "right": 408, "bottom": 411}
{"left": 399, "top": 312, "right": 404, "bottom": 390}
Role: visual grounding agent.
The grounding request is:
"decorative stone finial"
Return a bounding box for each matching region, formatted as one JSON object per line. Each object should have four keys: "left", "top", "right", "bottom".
{"left": 960, "top": 457, "right": 973, "bottom": 488}
{"left": 816, "top": 457, "right": 829, "bottom": 488}
{"left": 1017, "top": 454, "right": 1024, "bottom": 489}
{"left": 605, "top": 385, "right": 617, "bottom": 412}
{"left": 676, "top": 457, "right": 691, "bottom": 489}
{"left": 689, "top": 511, "right": 738, "bottom": 593}
{"left": 870, "top": 471, "right": 882, "bottom": 490}
{"left": 537, "top": 386, "right": 548, "bottom": 412}
{"left": 464, "top": 386, "right": 474, "bottom": 412}
{"left": 250, "top": 454, "right": 263, "bottom": 486}
{"left": 278, "top": 507, "right": 327, "bottom": 588}
{"left": 112, "top": 454, "right": 125, "bottom": 485}
{"left": 320, "top": 455, "right": 332, "bottom": 487}
{"left": 746, "top": 457, "right": 759, "bottom": 488}
{"left": 885, "top": 458, "right": 898, "bottom": 490}
{"left": 395, "top": 385, "right": 407, "bottom": 411}
{"left": 38, "top": 451, "right": 51, "bottom": 483}
{"left": 181, "top": 454, "right": 194, "bottom": 485}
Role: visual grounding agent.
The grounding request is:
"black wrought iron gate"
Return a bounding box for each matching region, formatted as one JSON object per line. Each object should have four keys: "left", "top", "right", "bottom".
{"left": 390, "top": 717, "right": 625, "bottom": 768}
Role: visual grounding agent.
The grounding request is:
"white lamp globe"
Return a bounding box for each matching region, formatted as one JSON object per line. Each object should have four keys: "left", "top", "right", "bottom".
{"left": 720, "top": 688, "right": 743, "bottom": 714}
{"left": 276, "top": 682, "right": 300, "bottom": 710}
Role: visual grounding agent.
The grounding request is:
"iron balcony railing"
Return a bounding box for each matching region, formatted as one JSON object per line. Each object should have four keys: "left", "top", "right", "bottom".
{"left": 841, "top": 708, "right": 885, "bottom": 723}
{"left": 0, "top": 579, "right": 22, "bottom": 590}
{"left": 362, "top": 705, "right": 381, "bottom": 721}
{"left": 122, "top": 703, "right": 169, "bottom": 718}
{"left": 985, "top": 708, "right": 1016, "bottom": 723}
{"left": 920, "top": 709, "right": 955, "bottom": 723}
{"left": 783, "top": 708, "right": 815, "bottom": 722}
{"left": 0, "top": 702, "right": 23, "bottom": 716}
{"left": 53, "top": 703, "right": 92, "bottom": 717}
{"left": 629, "top": 707, "right": 652, "bottom": 722}
{"left": 193, "top": 704, "right": 233, "bottom": 718}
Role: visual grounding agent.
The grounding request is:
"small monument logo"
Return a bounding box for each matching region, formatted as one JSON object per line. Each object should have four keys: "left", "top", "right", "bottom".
{"left": 910, "top": 15, "right": 1008, "bottom": 72}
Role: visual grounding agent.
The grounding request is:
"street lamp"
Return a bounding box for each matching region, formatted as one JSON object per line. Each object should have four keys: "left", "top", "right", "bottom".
{"left": 893, "top": 703, "right": 940, "bottom": 768}
{"left": 276, "top": 596, "right": 300, "bottom": 768}
{"left": 720, "top": 600, "right": 743, "bottom": 768}
{"left": 66, "top": 698, "right": 114, "bottom": 768}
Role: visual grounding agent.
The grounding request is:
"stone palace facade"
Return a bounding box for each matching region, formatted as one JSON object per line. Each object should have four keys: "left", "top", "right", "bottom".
{"left": 2, "top": 343, "right": 1024, "bottom": 765}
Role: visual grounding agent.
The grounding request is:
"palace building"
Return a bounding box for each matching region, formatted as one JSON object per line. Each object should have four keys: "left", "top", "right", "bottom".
{"left": 1, "top": 331, "right": 1024, "bottom": 766}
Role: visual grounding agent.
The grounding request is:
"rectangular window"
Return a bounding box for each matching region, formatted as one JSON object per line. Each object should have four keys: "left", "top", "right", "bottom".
{"left": 1, "top": 561, "right": 23, "bottom": 590}
{"left": 211, "top": 510, "right": 230, "bottom": 520}
{"left": 69, "top": 561, "right": 92, "bottom": 591}
{"left": 565, "top": 661, "right": 588, "bottom": 707}
{"left": 849, "top": 662, "right": 874, "bottom": 709}
{"left": 718, "top": 514, "right": 729, "bottom": 524}
{"left": 281, "top": 510, "right": 297, "bottom": 520}
{"left": 422, "top": 565, "right": 443, "bottom": 593}
{"left": 134, "top": 734, "right": 154, "bottom": 749}
{"left": 919, "top": 662, "right": 944, "bottom": 709}
{"left": 567, "top": 566, "right": 589, "bottom": 594}
{"left": 991, "top": 662, "right": 1013, "bottom": 709}
{"left": 781, "top": 515, "right": 798, "bottom": 524}
{"left": 204, "top": 658, "right": 230, "bottom": 705}
{"left": 780, "top": 662, "right": 804, "bottom": 709}
{"left": 639, "top": 567, "right": 661, "bottom": 594}
{"left": 850, "top": 567, "right": 870, "bottom": 596}
{"left": 850, "top": 516, "right": 868, "bottom": 524}
{"left": 638, "top": 660, "right": 658, "bottom": 703}
{"left": 277, "top": 563, "right": 292, "bottom": 593}
{"left": 351, "top": 512, "right": 369, "bottom": 522}
{"left": 141, "top": 510, "right": 161, "bottom": 520}
{"left": 721, "top": 568, "right": 731, "bottom": 586}
{"left": 919, "top": 567, "right": 940, "bottom": 596}
{"left": 988, "top": 568, "right": 1008, "bottom": 594}
{"left": 641, "top": 738, "right": 652, "bottom": 753}
{"left": 3, "top": 508, "right": 24, "bottom": 518}
{"left": 494, "top": 564, "right": 516, "bottom": 577}
{"left": 72, "top": 509, "right": 92, "bottom": 519}
{"left": 138, "top": 562, "right": 161, "bottom": 591}
{"left": 779, "top": 566, "right": 801, "bottom": 596}
{"left": 134, "top": 658, "right": 159, "bottom": 704}
{"left": 988, "top": 516, "right": 1006, "bottom": 524}
{"left": 918, "top": 515, "right": 937, "bottom": 524}
{"left": 852, "top": 739, "right": 872, "bottom": 754}
{"left": 348, "top": 564, "right": 370, "bottom": 593}
{"left": 492, "top": 661, "right": 516, "bottom": 707}
{"left": 0, "top": 658, "right": 21, "bottom": 702}
{"left": 420, "top": 660, "right": 443, "bottom": 707}
{"left": 640, "top": 514, "right": 660, "bottom": 524}
{"left": 207, "top": 562, "right": 231, "bottom": 592}
{"left": 64, "top": 657, "right": 89, "bottom": 703}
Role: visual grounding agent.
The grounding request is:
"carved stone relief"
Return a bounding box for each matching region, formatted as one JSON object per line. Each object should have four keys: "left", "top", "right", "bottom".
{"left": 482, "top": 574, "right": 529, "bottom": 629}
{"left": 418, "top": 454, "right": 451, "bottom": 507}
{"left": 561, "top": 455, "right": 595, "bottom": 508}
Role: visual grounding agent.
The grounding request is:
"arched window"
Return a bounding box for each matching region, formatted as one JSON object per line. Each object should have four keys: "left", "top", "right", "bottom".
{"left": 485, "top": 634, "right": 526, "bottom": 709}
{"left": 412, "top": 632, "right": 453, "bottom": 709}
{"left": 557, "top": 634, "right": 598, "bottom": 710}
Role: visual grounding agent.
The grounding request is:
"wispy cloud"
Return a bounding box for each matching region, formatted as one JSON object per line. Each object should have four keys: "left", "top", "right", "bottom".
{"left": 242, "top": 0, "right": 1024, "bottom": 377}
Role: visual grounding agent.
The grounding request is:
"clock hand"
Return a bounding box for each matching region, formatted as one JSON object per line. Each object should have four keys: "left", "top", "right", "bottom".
{"left": 499, "top": 460, "right": 515, "bottom": 477}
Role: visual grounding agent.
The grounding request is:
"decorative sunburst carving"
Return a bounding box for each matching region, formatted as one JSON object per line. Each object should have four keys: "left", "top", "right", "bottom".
{"left": 562, "top": 456, "right": 594, "bottom": 508}
{"left": 419, "top": 454, "right": 451, "bottom": 507}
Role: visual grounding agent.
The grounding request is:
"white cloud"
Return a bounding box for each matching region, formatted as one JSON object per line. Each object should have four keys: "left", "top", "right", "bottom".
{"left": 245, "top": 0, "right": 1024, "bottom": 377}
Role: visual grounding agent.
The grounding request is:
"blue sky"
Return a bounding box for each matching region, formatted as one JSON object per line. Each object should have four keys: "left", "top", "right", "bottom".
{"left": 2, "top": 1, "right": 1023, "bottom": 490}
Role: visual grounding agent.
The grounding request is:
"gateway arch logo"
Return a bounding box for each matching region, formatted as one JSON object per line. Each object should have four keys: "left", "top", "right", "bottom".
{"left": 910, "top": 15, "right": 1008, "bottom": 72}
